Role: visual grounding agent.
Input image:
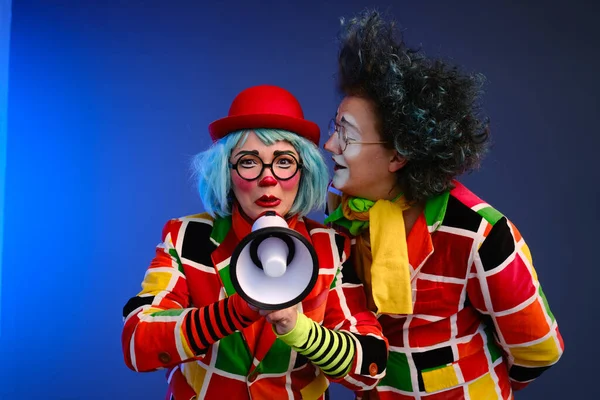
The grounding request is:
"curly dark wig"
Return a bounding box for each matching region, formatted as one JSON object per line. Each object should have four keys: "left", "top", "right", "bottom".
{"left": 337, "top": 10, "right": 490, "bottom": 203}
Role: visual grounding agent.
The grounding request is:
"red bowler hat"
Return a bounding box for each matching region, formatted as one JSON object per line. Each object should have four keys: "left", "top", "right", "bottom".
{"left": 208, "top": 85, "right": 320, "bottom": 145}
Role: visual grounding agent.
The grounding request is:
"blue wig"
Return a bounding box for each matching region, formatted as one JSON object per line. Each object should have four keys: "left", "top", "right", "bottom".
{"left": 192, "top": 129, "right": 328, "bottom": 218}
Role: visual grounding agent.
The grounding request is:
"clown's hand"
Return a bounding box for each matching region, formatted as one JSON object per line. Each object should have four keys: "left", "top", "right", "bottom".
{"left": 260, "top": 307, "right": 298, "bottom": 335}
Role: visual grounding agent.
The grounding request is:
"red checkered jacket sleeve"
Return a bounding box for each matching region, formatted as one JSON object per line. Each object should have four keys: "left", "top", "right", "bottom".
{"left": 467, "top": 216, "right": 564, "bottom": 390}
{"left": 121, "top": 219, "right": 260, "bottom": 372}
{"left": 321, "top": 232, "right": 388, "bottom": 391}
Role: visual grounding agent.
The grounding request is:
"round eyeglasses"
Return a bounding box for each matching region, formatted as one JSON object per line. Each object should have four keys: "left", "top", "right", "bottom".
{"left": 229, "top": 153, "right": 302, "bottom": 181}
{"left": 328, "top": 118, "right": 387, "bottom": 152}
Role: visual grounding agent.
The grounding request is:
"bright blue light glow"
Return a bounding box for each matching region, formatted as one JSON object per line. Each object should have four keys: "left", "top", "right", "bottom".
{"left": 0, "top": 0, "right": 12, "bottom": 338}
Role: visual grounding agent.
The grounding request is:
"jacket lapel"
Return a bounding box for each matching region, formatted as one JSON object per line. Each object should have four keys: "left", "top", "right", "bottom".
{"left": 408, "top": 189, "right": 452, "bottom": 282}
{"left": 407, "top": 213, "right": 435, "bottom": 282}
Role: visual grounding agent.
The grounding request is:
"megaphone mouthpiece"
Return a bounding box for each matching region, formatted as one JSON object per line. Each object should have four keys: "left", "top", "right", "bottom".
{"left": 257, "top": 236, "right": 289, "bottom": 278}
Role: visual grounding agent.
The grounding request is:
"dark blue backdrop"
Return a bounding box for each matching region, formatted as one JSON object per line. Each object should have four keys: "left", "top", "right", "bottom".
{"left": 1, "top": 1, "right": 597, "bottom": 399}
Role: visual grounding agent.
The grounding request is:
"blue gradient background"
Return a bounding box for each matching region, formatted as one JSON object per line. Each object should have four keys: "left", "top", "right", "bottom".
{"left": 1, "top": 1, "right": 598, "bottom": 399}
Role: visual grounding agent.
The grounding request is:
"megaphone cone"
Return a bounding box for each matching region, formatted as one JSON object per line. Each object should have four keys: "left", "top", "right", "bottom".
{"left": 230, "top": 211, "right": 319, "bottom": 310}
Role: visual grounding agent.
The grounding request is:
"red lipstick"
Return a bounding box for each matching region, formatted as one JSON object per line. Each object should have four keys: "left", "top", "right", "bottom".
{"left": 255, "top": 195, "right": 281, "bottom": 207}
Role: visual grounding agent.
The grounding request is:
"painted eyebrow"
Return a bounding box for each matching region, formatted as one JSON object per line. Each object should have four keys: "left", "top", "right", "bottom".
{"left": 273, "top": 150, "right": 298, "bottom": 158}
{"left": 340, "top": 116, "right": 359, "bottom": 130}
{"left": 232, "top": 149, "right": 299, "bottom": 160}
{"left": 232, "top": 149, "right": 259, "bottom": 159}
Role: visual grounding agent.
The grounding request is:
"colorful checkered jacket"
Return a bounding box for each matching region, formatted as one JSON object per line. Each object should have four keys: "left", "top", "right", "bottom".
{"left": 328, "top": 181, "right": 564, "bottom": 400}
{"left": 122, "top": 207, "right": 388, "bottom": 400}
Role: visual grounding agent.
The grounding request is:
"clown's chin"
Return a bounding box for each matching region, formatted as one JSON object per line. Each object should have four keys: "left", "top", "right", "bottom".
{"left": 332, "top": 169, "right": 349, "bottom": 190}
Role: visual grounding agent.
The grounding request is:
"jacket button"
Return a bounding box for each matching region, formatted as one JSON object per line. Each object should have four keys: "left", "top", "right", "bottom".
{"left": 158, "top": 352, "right": 172, "bottom": 364}
{"left": 369, "top": 362, "right": 378, "bottom": 376}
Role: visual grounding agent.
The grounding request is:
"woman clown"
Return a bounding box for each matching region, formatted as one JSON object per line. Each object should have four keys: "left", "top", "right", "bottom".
{"left": 122, "top": 85, "right": 388, "bottom": 400}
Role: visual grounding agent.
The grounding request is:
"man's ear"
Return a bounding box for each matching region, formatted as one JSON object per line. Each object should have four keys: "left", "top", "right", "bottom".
{"left": 389, "top": 151, "right": 407, "bottom": 173}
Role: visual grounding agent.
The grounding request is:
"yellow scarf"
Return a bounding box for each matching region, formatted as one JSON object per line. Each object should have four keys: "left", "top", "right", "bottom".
{"left": 333, "top": 193, "right": 413, "bottom": 315}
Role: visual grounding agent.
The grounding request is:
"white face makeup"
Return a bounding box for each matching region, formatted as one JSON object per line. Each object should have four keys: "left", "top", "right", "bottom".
{"left": 330, "top": 113, "right": 362, "bottom": 188}
{"left": 338, "top": 113, "right": 363, "bottom": 158}
{"left": 331, "top": 153, "right": 350, "bottom": 188}
{"left": 324, "top": 96, "right": 401, "bottom": 201}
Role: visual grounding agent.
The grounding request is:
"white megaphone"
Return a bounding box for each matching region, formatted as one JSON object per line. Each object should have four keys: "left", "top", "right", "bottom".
{"left": 229, "top": 211, "right": 319, "bottom": 310}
